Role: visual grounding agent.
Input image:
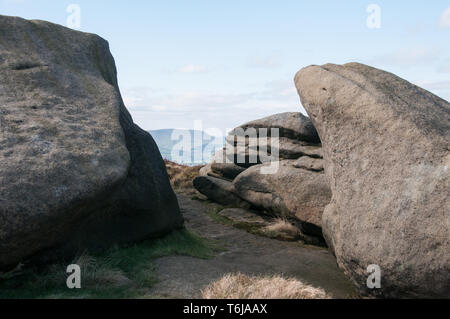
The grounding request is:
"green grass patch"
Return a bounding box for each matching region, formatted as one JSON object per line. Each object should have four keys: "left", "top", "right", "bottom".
{"left": 0, "top": 228, "right": 220, "bottom": 299}
{"left": 203, "top": 205, "right": 267, "bottom": 234}
{"left": 203, "top": 205, "right": 234, "bottom": 226}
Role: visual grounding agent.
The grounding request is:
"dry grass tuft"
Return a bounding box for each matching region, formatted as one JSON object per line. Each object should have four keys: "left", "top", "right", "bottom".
{"left": 164, "top": 160, "right": 202, "bottom": 193}
{"left": 201, "top": 273, "right": 330, "bottom": 299}
{"left": 263, "top": 219, "right": 301, "bottom": 241}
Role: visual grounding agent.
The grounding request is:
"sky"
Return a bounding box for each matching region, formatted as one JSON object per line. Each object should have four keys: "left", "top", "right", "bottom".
{"left": 2, "top": 0, "right": 450, "bottom": 134}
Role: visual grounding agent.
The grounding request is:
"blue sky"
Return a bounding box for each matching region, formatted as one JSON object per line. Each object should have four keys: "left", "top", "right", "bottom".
{"left": 2, "top": 0, "right": 450, "bottom": 133}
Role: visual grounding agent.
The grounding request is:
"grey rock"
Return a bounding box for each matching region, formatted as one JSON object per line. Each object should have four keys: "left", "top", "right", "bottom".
{"left": 211, "top": 163, "right": 247, "bottom": 180}
{"left": 222, "top": 113, "right": 322, "bottom": 167}
{"left": 193, "top": 176, "right": 251, "bottom": 208}
{"left": 214, "top": 143, "right": 264, "bottom": 169}
{"left": 230, "top": 112, "right": 321, "bottom": 144}
{"left": 295, "top": 62, "right": 450, "bottom": 298}
{"left": 293, "top": 157, "right": 324, "bottom": 172}
{"left": 218, "top": 208, "right": 268, "bottom": 227}
{"left": 213, "top": 137, "right": 322, "bottom": 170}
{"left": 233, "top": 161, "right": 331, "bottom": 236}
{"left": 0, "top": 16, "right": 183, "bottom": 270}
{"left": 199, "top": 160, "right": 242, "bottom": 181}
{"left": 199, "top": 164, "right": 213, "bottom": 177}
{"left": 271, "top": 138, "right": 323, "bottom": 159}
{"left": 200, "top": 165, "right": 224, "bottom": 180}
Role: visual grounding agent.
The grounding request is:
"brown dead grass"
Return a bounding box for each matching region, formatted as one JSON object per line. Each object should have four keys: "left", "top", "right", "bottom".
{"left": 262, "top": 218, "right": 301, "bottom": 241}
{"left": 164, "top": 160, "right": 203, "bottom": 194}
{"left": 201, "top": 273, "right": 330, "bottom": 299}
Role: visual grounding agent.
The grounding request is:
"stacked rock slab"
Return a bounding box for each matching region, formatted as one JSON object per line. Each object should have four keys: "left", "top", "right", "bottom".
{"left": 295, "top": 62, "right": 450, "bottom": 298}
{"left": 0, "top": 16, "right": 183, "bottom": 270}
{"left": 195, "top": 112, "right": 331, "bottom": 241}
{"left": 233, "top": 161, "right": 330, "bottom": 238}
{"left": 193, "top": 176, "right": 251, "bottom": 208}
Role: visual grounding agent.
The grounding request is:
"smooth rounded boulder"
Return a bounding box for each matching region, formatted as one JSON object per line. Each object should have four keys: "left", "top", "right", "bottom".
{"left": 295, "top": 62, "right": 450, "bottom": 298}
{"left": 0, "top": 15, "right": 183, "bottom": 270}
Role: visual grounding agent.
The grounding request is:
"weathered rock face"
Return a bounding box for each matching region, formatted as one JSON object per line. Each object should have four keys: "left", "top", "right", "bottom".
{"left": 293, "top": 157, "right": 324, "bottom": 172}
{"left": 0, "top": 16, "right": 183, "bottom": 270}
{"left": 295, "top": 62, "right": 450, "bottom": 298}
{"left": 233, "top": 161, "right": 331, "bottom": 237}
{"left": 199, "top": 163, "right": 213, "bottom": 177}
{"left": 225, "top": 113, "right": 321, "bottom": 167}
{"left": 230, "top": 112, "right": 320, "bottom": 144}
{"left": 193, "top": 176, "right": 250, "bottom": 208}
{"left": 210, "top": 163, "right": 247, "bottom": 180}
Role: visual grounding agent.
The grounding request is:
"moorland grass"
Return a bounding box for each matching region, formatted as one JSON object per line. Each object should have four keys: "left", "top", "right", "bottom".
{"left": 0, "top": 228, "right": 221, "bottom": 299}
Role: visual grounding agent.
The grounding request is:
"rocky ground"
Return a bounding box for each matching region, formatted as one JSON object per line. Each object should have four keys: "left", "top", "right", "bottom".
{"left": 147, "top": 193, "right": 358, "bottom": 299}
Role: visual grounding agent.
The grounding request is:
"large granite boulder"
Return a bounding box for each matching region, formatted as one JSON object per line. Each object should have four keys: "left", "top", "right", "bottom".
{"left": 295, "top": 62, "right": 450, "bottom": 298}
{"left": 0, "top": 16, "right": 183, "bottom": 270}
{"left": 233, "top": 160, "right": 331, "bottom": 237}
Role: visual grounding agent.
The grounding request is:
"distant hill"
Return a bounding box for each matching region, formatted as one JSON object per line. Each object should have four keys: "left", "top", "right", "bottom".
{"left": 149, "top": 129, "right": 224, "bottom": 165}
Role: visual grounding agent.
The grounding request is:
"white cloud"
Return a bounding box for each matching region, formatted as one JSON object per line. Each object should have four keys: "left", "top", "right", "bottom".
{"left": 439, "top": 7, "right": 450, "bottom": 28}
{"left": 121, "top": 86, "right": 159, "bottom": 108}
{"left": 130, "top": 91, "right": 254, "bottom": 112}
{"left": 176, "top": 64, "right": 208, "bottom": 74}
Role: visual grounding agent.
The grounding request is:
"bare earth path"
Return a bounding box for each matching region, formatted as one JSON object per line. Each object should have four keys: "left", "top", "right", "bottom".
{"left": 148, "top": 194, "right": 357, "bottom": 299}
